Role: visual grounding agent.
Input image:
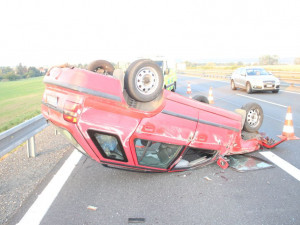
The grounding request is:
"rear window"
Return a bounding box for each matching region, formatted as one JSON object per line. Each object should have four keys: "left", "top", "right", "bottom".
{"left": 154, "top": 61, "right": 163, "bottom": 71}
{"left": 88, "top": 131, "right": 127, "bottom": 162}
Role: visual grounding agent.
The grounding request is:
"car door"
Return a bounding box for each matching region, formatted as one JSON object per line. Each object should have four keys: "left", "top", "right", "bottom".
{"left": 131, "top": 99, "right": 198, "bottom": 171}
{"left": 239, "top": 68, "right": 247, "bottom": 88}
{"left": 233, "top": 68, "right": 241, "bottom": 87}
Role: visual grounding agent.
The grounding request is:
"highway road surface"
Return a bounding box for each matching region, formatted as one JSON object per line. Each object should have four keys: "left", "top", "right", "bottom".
{"left": 11, "top": 74, "right": 300, "bottom": 225}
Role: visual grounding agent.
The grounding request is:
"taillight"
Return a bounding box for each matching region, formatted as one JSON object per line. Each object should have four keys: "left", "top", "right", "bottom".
{"left": 63, "top": 100, "right": 82, "bottom": 123}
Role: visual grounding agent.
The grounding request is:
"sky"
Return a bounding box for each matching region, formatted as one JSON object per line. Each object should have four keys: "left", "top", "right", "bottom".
{"left": 0, "top": 0, "right": 299, "bottom": 67}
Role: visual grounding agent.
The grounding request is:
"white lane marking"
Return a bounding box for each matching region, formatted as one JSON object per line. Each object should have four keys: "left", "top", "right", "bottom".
{"left": 18, "top": 150, "right": 82, "bottom": 225}
{"left": 236, "top": 93, "right": 287, "bottom": 108}
{"left": 281, "top": 90, "right": 300, "bottom": 95}
{"left": 260, "top": 151, "right": 300, "bottom": 181}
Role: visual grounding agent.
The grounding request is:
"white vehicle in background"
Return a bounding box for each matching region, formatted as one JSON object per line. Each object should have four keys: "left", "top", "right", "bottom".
{"left": 231, "top": 67, "right": 280, "bottom": 94}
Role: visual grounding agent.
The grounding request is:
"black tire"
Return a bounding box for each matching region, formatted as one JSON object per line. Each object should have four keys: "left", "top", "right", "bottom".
{"left": 272, "top": 89, "right": 279, "bottom": 93}
{"left": 241, "top": 102, "right": 263, "bottom": 132}
{"left": 231, "top": 80, "right": 237, "bottom": 90}
{"left": 87, "top": 60, "right": 115, "bottom": 75}
{"left": 246, "top": 82, "right": 252, "bottom": 94}
{"left": 124, "top": 60, "right": 163, "bottom": 102}
{"left": 124, "top": 59, "right": 151, "bottom": 89}
{"left": 171, "top": 81, "right": 176, "bottom": 92}
{"left": 192, "top": 95, "right": 209, "bottom": 104}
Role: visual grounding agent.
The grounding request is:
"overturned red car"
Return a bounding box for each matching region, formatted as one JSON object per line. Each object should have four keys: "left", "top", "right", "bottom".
{"left": 41, "top": 59, "right": 286, "bottom": 172}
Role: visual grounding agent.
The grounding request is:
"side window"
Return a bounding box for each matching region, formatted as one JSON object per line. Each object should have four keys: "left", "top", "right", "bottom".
{"left": 247, "top": 69, "right": 255, "bottom": 75}
{"left": 134, "top": 139, "right": 182, "bottom": 169}
{"left": 234, "top": 68, "right": 240, "bottom": 76}
{"left": 240, "top": 68, "right": 246, "bottom": 76}
{"left": 88, "top": 131, "right": 127, "bottom": 162}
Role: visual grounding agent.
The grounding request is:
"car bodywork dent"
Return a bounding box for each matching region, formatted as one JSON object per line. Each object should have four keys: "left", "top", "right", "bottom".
{"left": 42, "top": 67, "right": 287, "bottom": 172}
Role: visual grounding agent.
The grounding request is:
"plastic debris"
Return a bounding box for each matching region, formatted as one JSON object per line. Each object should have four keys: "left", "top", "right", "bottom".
{"left": 87, "top": 205, "right": 98, "bottom": 211}
{"left": 203, "top": 176, "right": 212, "bottom": 181}
{"left": 228, "top": 155, "right": 274, "bottom": 172}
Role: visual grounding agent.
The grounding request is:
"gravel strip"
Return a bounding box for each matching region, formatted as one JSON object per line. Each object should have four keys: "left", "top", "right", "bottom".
{"left": 0, "top": 124, "right": 73, "bottom": 224}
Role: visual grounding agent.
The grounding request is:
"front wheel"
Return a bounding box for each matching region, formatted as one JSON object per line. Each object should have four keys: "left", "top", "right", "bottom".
{"left": 241, "top": 102, "right": 264, "bottom": 132}
{"left": 272, "top": 89, "right": 279, "bottom": 93}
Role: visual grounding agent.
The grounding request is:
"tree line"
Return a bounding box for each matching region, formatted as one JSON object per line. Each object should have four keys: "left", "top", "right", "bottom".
{"left": 0, "top": 63, "right": 45, "bottom": 81}
{"left": 0, "top": 63, "right": 89, "bottom": 81}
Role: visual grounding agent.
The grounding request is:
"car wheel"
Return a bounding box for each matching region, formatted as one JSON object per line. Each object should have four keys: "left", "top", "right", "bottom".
{"left": 125, "top": 60, "right": 163, "bottom": 102}
{"left": 87, "top": 60, "right": 115, "bottom": 75}
{"left": 171, "top": 81, "right": 176, "bottom": 92}
{"left": 241, "top": 102, "right": 263, "bottom": 132}
{"left": 272, "top": 89, "right": 279, "bottom": 93}
{"left": 192, "top": 95, "right": 209, "bottom": 104}
{"left": 246, "top": 82, "right": 252, "bottom": 94}
{"left": 231, "top": 80, "right": 237, "bottom": 90}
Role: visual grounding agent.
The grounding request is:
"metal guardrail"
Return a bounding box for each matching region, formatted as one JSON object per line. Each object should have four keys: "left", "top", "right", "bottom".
{"left": 0, "top": 114, "right": 49, "bottom": 158}
{"left": 179, "top": 70, "right": 300, "bottom": 86}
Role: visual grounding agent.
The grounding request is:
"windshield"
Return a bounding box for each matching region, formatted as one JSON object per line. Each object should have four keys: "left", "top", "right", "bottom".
{"left": 154, "top": 61, "right": 163, "bottom": 71}
{"left": 246, "top": 68, "right": 270, "bottom": 76}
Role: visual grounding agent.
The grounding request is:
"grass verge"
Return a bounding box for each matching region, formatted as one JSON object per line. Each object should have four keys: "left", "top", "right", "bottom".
{"left": 0, "top": 77, "right": 45, "bottom": 133}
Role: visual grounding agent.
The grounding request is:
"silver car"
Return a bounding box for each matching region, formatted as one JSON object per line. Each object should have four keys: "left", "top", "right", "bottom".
{"left": 231, "top": 67, "right": 280, "bottom": 93}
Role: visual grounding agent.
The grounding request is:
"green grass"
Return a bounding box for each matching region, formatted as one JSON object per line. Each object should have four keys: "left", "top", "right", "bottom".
{"left": 0, "top": 77, "right": 45, "bottom": 132}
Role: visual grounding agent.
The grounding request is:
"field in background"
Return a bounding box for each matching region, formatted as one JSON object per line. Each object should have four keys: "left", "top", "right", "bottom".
{"left": 262, "top": 65, "right": 300, "bottom": 72}
{"left": 184, "top": 64, "right": 300, "bottom": 82}
{"left": 188, "top": 64, "right": 300, "bottom": 72}
{"left": 1, "top": 64, "right": 300, "bottom": 133}
{"left": 0, "top": 77, "right": 44, "bottom": 132}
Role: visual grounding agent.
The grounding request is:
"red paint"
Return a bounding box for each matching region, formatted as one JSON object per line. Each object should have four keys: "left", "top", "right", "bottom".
{"left": 41, "top": 68, "right": 285, "bottom": 172}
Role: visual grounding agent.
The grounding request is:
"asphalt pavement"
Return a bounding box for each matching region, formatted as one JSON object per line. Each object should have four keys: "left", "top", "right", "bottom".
{"left": 0, "top": 125, "right": 73, "bottom": 225}
{"left": 2, "top": 75, "right": 300, "bottom": 225}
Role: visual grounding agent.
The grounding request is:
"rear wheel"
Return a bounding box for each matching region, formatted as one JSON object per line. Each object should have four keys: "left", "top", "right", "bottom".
{"left": 231, "top": 80, "right": 237, "bottom": 90}
{"left": 87, "top": 60, "right": 115, "bottom": 75}
{"left": 124, "top": 60, "right": 163, "bottom": 102}
{"left": 241, "top": 102, "right": 263, "bottom": 132}
{"left": 192, "top": 95, "right": 209, "bottom": 104}
{"left": 246, "top": 82, "right": 252, "bottom": 94}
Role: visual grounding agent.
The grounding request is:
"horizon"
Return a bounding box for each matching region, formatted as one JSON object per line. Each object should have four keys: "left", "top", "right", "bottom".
{"left": 1, "top": 55, "right": 298, "bottom": 68}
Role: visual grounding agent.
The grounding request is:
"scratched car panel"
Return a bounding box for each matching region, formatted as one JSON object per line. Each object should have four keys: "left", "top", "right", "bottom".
{"left": 41, "top": 60, "right": 287, "bottom": 172}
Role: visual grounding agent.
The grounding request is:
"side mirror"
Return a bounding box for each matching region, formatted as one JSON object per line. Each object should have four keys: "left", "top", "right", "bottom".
{"left": 164, "top": 68, "right": 170, "bottom": 75}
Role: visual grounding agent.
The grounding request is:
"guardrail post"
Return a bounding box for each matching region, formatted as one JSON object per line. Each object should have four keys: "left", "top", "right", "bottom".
{"left": 26, "top": 136, "right": 36, "bottom": 158}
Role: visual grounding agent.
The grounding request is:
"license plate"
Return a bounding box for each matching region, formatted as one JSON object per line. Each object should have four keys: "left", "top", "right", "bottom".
{"left": 47, "top": 95, "right": 58, "bottom": 107}
{"left": 266, "top": 85, "right": 272, "bottom": 88}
